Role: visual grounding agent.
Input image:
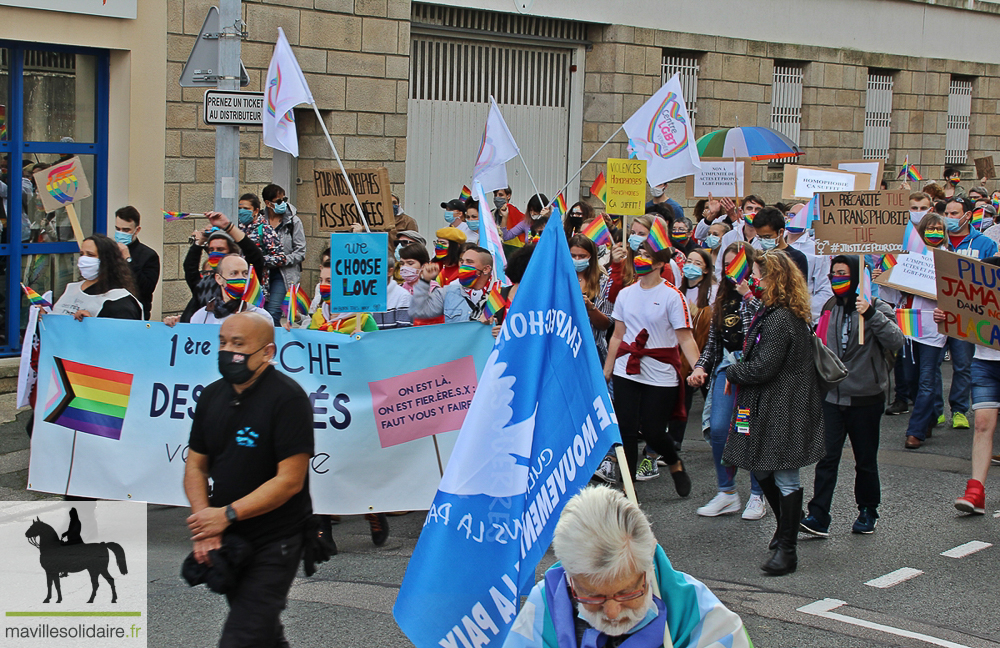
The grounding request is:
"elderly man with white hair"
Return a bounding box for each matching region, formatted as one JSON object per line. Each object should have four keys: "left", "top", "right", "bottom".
{"left": 504, "top": 485, "right": 751, "bottom": 648}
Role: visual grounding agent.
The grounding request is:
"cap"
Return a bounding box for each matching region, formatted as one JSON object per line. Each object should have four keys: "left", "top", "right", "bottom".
{"left": 396, "top": 230, "right": 427, "bottom": 247}
{"left": 435, "top": 227, "right": 467, "bottom": 244}
{"left": 440, "top": 198, "right": 466, "bottom": 212}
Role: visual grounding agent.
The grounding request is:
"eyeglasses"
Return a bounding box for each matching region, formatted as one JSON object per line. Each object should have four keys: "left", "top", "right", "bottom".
{"left": 271, "top": 197, "right": 287, "bottom": 204}
{"left": 569, "top": 573, "right": 647, "bottom": 606}
{"left": 570, "top": 210, "right": 584, "bottom": 216}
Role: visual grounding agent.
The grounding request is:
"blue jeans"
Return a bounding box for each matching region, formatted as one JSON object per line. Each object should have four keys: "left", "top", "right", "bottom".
{"left": 709, "top": 357, "right": 762, "bottom": 496}
{"left": 906, "top": 342, "right": 945, "bottom": 440}
{"left": 933, "top": 338, "right": 972, "bottom": 416}
{"left": 265, "top": 272, "right": 285, "bottom": 325}
{"left": 753, "top": 469, "right": 800, "bottom": 496}
{"left": 893, "top": 343, "right": 917, "bottom": 404}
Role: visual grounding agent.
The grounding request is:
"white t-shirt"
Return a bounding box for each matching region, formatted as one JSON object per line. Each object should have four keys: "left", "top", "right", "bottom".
{"left": 190, "top": 301, "right": 271, "bottom": 324}
{"left": 974, "top": 345, "right": 1000, "bottom": 361}
{"left": 910, "top": 295, "right": 946, "bottom": 348}
{"left": 612, "top": 280, "right": 692, "bottom": 386}
{"left": 685, "top": 282, "right": 717, "bottom": 308}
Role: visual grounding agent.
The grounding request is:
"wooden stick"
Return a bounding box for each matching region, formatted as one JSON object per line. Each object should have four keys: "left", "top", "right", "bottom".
{"left": 65, "top": 203, "right": 85, "bottom": 249}
{"left": 432, "top": 434, "right": 444, "bottom": 477}
{"left": 858, "top": 255, "right": 866, "bottom": 345}
{"left": 614, "top": 444, "right": 639, "bottom": 507}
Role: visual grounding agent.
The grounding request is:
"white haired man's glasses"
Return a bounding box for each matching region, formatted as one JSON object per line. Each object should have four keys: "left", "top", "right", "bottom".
{"left": 568, "top": 572, "right": 647, "bottom": 606}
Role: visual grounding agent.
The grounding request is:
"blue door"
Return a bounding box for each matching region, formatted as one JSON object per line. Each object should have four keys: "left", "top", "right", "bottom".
{"left": 0, "top": 43, "right": 109, "bottom": 355}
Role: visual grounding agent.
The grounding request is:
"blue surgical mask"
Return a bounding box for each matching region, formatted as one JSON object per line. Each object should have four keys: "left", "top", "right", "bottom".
{"left": 760, "top": 237, "right": 779, "bottom": 251}
{"left": 628, "top": 234, "right": 646, "bottom": 251}
{"left": 682, "top": 264, "right": 704, "bottom": 280}
{"left": 272, "top": 201, "right": 288, "bottom": 215}
{"left": 572, "top": 258, "right": 590, "bottom": 273}
{"left": 238, "top": 208, "right": 254, "bottom": 225}
{"left": 704, "top": 234, "right": 721, "bottom": 249}
{"left": 394, "top": 243, "right": 403, "bottom": 262}
{"left": 114, "top": 230, "right": 133, "bottom": 245}
{"left": 944, "top": 216, "right": 962, "bottom": 232}
{"left": 444, "top": 211, "right": 456, "bottom": 224}
{"left": 393, "top": 204, "right": 400, "bottom": 216}
{"left": 467, "top": 220, "right": 480, "bottom": 232}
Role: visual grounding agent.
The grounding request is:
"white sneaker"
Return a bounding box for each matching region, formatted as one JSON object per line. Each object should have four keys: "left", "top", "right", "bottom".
{"left": 697, "top": 492, "right": 740, "bottom": 517}
{"left": 594, "top": 457, "right": 619, "bottom": 484}
{"left": 741, "top": 493, "right": 767, "bottom": 520}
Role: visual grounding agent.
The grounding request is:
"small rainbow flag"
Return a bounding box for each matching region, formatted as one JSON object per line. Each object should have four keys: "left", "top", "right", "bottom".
{"left": 21, "top": 283, "right": 51, "bottom": 309}
{"left": 896, "top": 155, "right": 923, "bottom": 182}
{"left": 991, "top": 191, "right": 1000, "bottom": 212}
{"left": 319, "top": 282, "right": 330, "bottom": 303}
{"left": 646, "top": 217, "right": 671, "bottom": 252}
{"left": 460, "top": 185, "right": 472, "bottom": 201}
{"left": 901, "top": 221, "right": 928, "bottom": 255}
{"left": 858, "top": 266, "right": 872, "bottom": 303}
{"left": 724, "top": 246, "right": 750, "bottom": 284}
{"left": 895, "top": 309, "right": 923, "bottom": 337}
{"left": 590, "top": 172, "right": 607, "bottom": 204}
{"left": 206, "top": 251, "right": 226, "bottom": 271}
{"left": 552, "top": 193, "right": 568, "bottom": 219}
{"left": 163, "top": 211, "right": 195, "bottom": 222}
{"left": 44, "top": 358, "right": 134, "bottom": 440}
{"left": 282, "top": 284, "right": 311, "bottom": 322}
{"left": 972, "top": 206, "right": 987, "bottom": 231}
{"left": 580, "top": 218, "right": 611, "bottom": 246}
{"left": 879, "top": 254, "right": 897, "bottom": 272}
{"left": 242, "top": 266, "right": 265, "bottom": 308}
{"left": 483, "top": 284, "right": 507, "bottom": 320}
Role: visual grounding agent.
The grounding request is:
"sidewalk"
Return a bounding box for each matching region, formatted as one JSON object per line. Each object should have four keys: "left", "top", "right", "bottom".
{"left": 0, "top": 394, "right": 53, "bottom": 502}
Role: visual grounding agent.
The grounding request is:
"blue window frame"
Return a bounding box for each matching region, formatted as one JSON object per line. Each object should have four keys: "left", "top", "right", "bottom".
{"left": 0, "top": 42, "right": 109, "bottom": 356}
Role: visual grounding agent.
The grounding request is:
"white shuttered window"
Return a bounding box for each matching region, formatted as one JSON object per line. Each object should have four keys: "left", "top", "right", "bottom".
{"left": 945, "top": 78, "right": 973, "bottom": 165}
{"left": 661, "top": 53, "right": 699, "bottom": 130}
{"left": 770, "top": 65, "right": 803, "bottom": 145}
{"left": 863, "top": 71, "right": 893, "bottom": 161}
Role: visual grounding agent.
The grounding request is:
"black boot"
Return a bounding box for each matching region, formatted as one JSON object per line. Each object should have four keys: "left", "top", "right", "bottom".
{"left": 756, "top": 474, "right": 782, "bottom": 550}
{"left": 762, "top": 488, "right": 802, "bottom": 576}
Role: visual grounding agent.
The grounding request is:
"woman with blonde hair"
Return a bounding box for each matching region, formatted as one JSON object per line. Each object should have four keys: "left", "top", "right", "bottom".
{"left": 723, "top": 250, "right": 824, "bottom": 576}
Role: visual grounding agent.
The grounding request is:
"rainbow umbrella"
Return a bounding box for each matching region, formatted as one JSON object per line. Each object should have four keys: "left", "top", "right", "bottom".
{"left": 696, "top": 126, "right": 804, "bottom": 161}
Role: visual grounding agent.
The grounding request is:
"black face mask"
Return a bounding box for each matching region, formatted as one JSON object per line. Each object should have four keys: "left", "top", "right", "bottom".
{"left": 218, "top": 345, "right": 268, "bottom": 385}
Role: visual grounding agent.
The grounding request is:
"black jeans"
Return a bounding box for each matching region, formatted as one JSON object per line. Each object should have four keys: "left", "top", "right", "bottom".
{"left": 220, "top": 533, "right": 303, "bottom": 648}
{"left": 667, "top": 384, "right": 706, "bottom": 448}
{"left": 612, "top": 376, "right": 679, "bottom": 477}
{"left": 807, "top": 400, "right": 883, "bottom": 527}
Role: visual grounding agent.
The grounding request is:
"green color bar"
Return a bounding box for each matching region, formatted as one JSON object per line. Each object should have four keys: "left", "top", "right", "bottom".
{"left": 5, "top": 612, "right": 142, "bottom": 617}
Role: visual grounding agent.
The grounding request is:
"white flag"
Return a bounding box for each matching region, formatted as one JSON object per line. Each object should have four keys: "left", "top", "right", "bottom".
{"left": 472, "top": 96, "right": 520, "bottom": 193}
{"left": 263, "top": 28, "right": 314, "bottom": 157}
{"left": 623, "top": 74, "right": 701, "bottom": 186}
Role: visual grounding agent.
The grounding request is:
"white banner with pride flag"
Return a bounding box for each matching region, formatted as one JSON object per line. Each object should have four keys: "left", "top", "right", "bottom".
{"left": 473, "top": 96, "right": 521, "bottom": 193}
{"left": 394, "top": 219, "right": 622, "bottom": 648}
{"left": 624, "top": 73, "right": 701, "bottom": 186}
{"left": 263, "top": 27, "right": 314, "bottom": 157}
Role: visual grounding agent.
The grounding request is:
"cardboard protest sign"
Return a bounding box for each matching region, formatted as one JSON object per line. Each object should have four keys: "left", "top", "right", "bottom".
{"left": 328, "top": 232, "right": 388, "bottom": 313}
{"left": 874, "top": 251, "right": 936, "bottom": 300}
{"left": 934, "top": 248, "right": 1000, "bottom": 350}
{"left": 685, "top": 157, "right": 751, "bottom": 199}
{"left": 314, "top": 167, "right": 392, "bottom": 232}
{"left": 833, "top": 159, "right": 884, "bottom": 191}
{"left": 975, "top": 156, "right": 996, "bottom": 181}
{"left": 32, "top": 156, "right": 92, "bottom": 214}
{"left": 781, "top": 165, "right": 870, "bottom": 200}
{"left": 605, "top": 158, "right": 646, "bottom": 216}
{"left": 813, "top": 190, "right": 909, "bottom": 255}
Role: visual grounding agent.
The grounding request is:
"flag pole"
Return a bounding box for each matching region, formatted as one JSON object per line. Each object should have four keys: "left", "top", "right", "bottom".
{"left": 310, "top": 103, "right": 371, "bottom": 233}
{"left": 517, "top": 151, "right": 544, "bottom": 216}
{"left": 548, "top": 124, "right": 626, "bottom": 211}
{"left": 858, "top": 256, "right": 866, "bottom": 345}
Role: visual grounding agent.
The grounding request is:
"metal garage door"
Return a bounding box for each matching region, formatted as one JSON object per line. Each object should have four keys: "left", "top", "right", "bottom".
{"left": 404, "top": 34, "right": 575, "bottom": 234}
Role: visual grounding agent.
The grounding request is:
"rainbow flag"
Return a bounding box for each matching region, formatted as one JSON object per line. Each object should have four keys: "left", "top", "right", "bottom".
{"left": 896, "top": 155, "right": 923, "bottom": 182}
{"left": 44, "top": 358, "right": 134, "bottom": 440}
{"left": 724, "top": 245, "right": 750, "bottom": 284}
{"left": 483, "top": 284, "right": 507, "bottom": 320}
{"left": 901, "top": 221, "right": 928, "bottom": 255}
{"left": 551, "top": 193, "right": 568, "bottom": 219}
{"left": 858, "top": 265, "right": 872, "bottom": 303}
{"left": 282, "top": 284, "right": 311, "bottom": 322}
{"left": 646, "top": 217, "right": 671, "bottom": 252}
{"left": 879, "top": 254, "right": 897, "bottom": 272}
{"left": 895, "top": 309, "right": 923, "bottom": 337}
{"left": 580, "top": 217, "right": 611, "bottom": 246}
{"left": 992, "top": 191, "right": 1000, "bottom": 212}
{"left": 242, "top": 265, "right": 265, "bottom": 308}
{"left": 460, "top": 185, "right": 472, "bottom": 201}
{"left": 21, "top": 283, "right": 51, "bottom": 309}
{"left": 163, "top": 211, "right": 195, "bottom": 222}
{"left": 590, "top": 172, "right": 607, "bottom": 204}
{"left": 206, "top": 251, "right": 226, "bottom": 271}
{"left": 972, "top": 206, "right": 987, "bottom": 231}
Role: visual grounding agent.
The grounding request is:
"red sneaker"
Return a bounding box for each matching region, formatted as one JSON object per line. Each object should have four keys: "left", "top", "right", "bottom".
{"left": 955, "top": 479, "right": 986, "bottom": 515}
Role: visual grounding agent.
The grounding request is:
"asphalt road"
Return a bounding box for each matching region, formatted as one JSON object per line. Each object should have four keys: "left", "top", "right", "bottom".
{"left": 2, "top": 363, "right": 999, "bottom": 648}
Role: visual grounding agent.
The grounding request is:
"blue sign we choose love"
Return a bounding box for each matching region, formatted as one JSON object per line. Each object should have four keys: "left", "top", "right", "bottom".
{"left": 329, "top": 232, "right": 388, "bottom": 313}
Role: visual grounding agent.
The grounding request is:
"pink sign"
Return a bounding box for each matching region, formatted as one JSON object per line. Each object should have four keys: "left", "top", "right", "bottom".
{"left": 369, "top": 356, "right": 479, "bottom": 448}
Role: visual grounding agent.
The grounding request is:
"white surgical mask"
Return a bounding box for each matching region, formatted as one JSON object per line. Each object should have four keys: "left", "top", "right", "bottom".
{"left": 78, "top": 256, "right": 100, "bottom": 281}
{"left": 910, "top": 209, "right": 929, "bottom": 224}
{"left": 650, "top": 185, "right": 665, "bottom": 198}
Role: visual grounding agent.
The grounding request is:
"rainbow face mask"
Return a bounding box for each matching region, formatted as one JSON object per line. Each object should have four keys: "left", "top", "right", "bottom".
{"left": 924, "top": 228, "right": 946, "bottom": 247}
{"left": 223, "top": 277, "right": 246, "bottom": 300}
{"left": 830, "top": 274, "right": 852, "bottom": 296}
{"left": 457, "top": 264, "right": 479, "bottom": 287}
{"left": 434, "top": 240, "right": 449, "bottom": 260}
{"left": 633, "top": 256, "right": 655, "bottom": 276}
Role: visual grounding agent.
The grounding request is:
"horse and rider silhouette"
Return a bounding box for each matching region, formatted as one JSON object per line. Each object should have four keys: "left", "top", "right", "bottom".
{"left": 24, "top": 508, "right": 128, "bottom": 604}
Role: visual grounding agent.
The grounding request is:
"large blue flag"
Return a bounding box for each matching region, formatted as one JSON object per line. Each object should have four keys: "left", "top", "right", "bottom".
{"left": 394, "top": 216, "right": 621, "bottom": 648}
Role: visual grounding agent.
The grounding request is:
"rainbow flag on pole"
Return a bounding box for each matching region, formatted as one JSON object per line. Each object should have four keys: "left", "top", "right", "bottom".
{"left": 163, "top": 211, "right": 195, "bottom": 222}
{"left": 896, "top": 155, "right": 923, "bottom": 182}
{"left": 483, "top": 284, "right": 507, "bottom": 320}
{"left": 551, "top": 193, "right": 568, "bottom": 219}
{"left": 879, "top": 254, "right": 898, "bottom": 272}
{"left": 21, "top": 283, "right": 51, "bottom": 309}
{"left": 282, "top": 283, "right": 311, "bottom": 322}
{"left": 242, "top": 265, "right": 265, "bottom": 308}
{"left": 460, "top": 185, "right": 472, "bottom": 202}
{"left": 589, "top": 172, "right": 607, "bottom": 204}
{"left": 44, "top": 358, "right": 134, "bottom": 440}
{"left": 724, "top": 245, "right": 750, "bottom": 284}
{"left": 580, "top": 217, "right": 611, "bottom": 246}
{"left": 646, "top": 216, "right": 671, "bottom": 252}
{"left": 895, "top": 309, "right": 923, "bottom": 337}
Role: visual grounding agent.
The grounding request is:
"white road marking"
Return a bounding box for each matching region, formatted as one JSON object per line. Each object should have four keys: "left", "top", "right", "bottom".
{"left": 940, "top": 540, "right": 992, "bottom": 559}
{"left": 798, "top": 598, "right": 975, "bottom": 648}
{"left": 864, "top": 567, "right": 924, "bottom": 589}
